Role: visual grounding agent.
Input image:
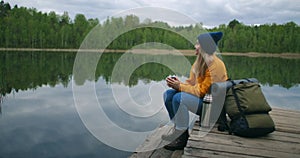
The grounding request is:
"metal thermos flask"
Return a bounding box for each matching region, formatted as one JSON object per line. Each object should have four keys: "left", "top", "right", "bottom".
{"left": 201, "top": 94, "right": 212, "bottom": 128}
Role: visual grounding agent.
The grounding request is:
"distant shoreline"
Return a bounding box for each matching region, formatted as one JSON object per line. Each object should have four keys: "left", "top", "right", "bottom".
{"left": 0, "top": 48, "right": 299, "bottom": 59}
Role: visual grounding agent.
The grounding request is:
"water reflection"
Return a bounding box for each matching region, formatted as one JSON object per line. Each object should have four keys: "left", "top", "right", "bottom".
{"left": 0, "top": 83, "right": 131, "bottom": 158}
{"left": 222, "top": 56, "right": 300, "bottom": 89}
{"left": 0, "top": 51, "right": 299, "bottom": 111}
{"left": 1, "top": 52, "right": 300, "bottom": 97}
{"left": 0, "top": 51, "right": 75, "bottom": 96}
{"left": 262, "top": 85, "right": 300, "bottom": 110}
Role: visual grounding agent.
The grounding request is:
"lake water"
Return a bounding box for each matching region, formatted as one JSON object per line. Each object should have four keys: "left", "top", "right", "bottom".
{"left": 0, "top": 51, "right": 299, "bottom": 157}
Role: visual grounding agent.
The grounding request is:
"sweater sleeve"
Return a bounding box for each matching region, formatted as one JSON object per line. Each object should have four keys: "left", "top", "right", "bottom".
{"left": 179, "top": 69, "right": 212, "bottom": 98}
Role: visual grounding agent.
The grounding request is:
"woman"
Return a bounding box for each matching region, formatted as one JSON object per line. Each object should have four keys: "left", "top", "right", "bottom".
{"left": 162, "top": 32, "right": 228, "bottom": 150}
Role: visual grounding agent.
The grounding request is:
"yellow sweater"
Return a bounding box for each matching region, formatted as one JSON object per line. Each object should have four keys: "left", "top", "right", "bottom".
{"left": 179, "top": 55, "right": 228, "bottom": 97}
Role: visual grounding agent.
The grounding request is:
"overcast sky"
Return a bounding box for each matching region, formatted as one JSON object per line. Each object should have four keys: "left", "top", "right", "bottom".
{"left": 4, "top": 0, "right": 300, "bottom": 27}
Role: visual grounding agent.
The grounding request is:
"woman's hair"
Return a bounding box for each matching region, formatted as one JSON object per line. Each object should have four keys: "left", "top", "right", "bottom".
{"left": 193, "top": 47, "right": 214, "bottom": 77}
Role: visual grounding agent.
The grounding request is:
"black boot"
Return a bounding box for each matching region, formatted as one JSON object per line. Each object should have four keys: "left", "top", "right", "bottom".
{"left": 163, "top": 130, "right": 189, "bottom": 151}
{"left": 162, "top": 128, "right": 185, "bottom": 141}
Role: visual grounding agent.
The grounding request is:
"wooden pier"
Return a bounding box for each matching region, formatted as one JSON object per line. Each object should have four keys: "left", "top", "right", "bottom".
{"left": 130, "top": 108, "right": 300, "bottom": 158}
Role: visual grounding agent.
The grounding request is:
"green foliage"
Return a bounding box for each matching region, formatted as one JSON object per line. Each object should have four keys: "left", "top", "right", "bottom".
{"left": 0, "top": 1, "right": 299, "bottom": 53}
{"left": 0, "top": 1, "right": 98, "bottom": 49}
{"left": 106, "top": 27, "right": 194, "bottom": 50}
{"left": 219, "top": 20, "right": 300, "bottom": 53}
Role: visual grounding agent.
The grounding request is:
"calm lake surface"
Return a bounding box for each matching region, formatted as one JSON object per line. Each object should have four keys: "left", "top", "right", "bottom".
{"left": 0, "top": 51, "right": 299, "bottom": 158}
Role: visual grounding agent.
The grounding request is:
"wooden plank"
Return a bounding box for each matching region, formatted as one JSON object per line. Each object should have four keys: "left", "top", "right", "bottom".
{"left": 192, "top": 124, "right": 300, "bottom": 145}
{"left": 272, "top": 112, "right": 300, "bottom": 120}
{"left": 184, "top": 147, "right": 263, "bottom": 158}
{"left": 130, "top": 108, "right": 300, "bottom": 158}
{"left": 270, "top": 109, "right": 300, "bottom": 134}
{"left": 271, "top": 114, "right": 300, "bottom": 125}
{"left": 194, "top": 120, "right": 300, "bottom": 140}
{"left": 275, "top": 126, "right": 300, "bottom": 134}
{"left": 188, "top": 133, "right": 300, "bottom": 154}
{"left": 187, "top": 108, "right": 300, "bottom": 158}
{"left": 273, "top": 120, "right": 300, "bottom": 129}
{"left": 271, "top": 112, "right": 300, "bottom": 119}
{"left": 202, "top": 123, "right": 299, "bottom": 135}
{"left": 181, "top": 155, "right": 200, "bottom": 158}
{"left": 271, "top": 108, "right": 300, "bottom": 117}
{"left": 269, "top": 130, "right": 300, "bottom": 140}
{"left": 149, "top": 148, "right": 174, "bottom": 158}
{"left": 261, "top": 131, "right": 300, "bottom": 143}
{"left": 170, "top": 150, "right": 183, "bottom": 158}
{"left": 185, "top": 140, "right": 299, "bottom": 158}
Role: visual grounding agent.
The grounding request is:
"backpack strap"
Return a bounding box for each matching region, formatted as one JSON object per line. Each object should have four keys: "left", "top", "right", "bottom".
{"left": 217, "top": 80, "right": 232, "bottom": 133}
{"left": 230, "top": 80, "right": 245, "bottom": 115}
{"left": 218, "top": 80, "right": 245, "bottom": 134}
{"left": 217, "top": 108, "right": 230, "bottom": 133}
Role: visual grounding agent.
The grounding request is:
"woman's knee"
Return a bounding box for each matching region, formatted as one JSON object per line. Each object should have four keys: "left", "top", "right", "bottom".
{"left": 172, "top": 92, "right": 182, "bottom": 105}
{"left": 173, "top": 92, "right": 203, "bottom": 114}
{"left": 163, "top": 89, "right": 177, "bottom": 102}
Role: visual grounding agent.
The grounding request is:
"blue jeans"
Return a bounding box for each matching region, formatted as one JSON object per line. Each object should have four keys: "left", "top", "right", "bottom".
{"left": 163, "top": 89, "right": 203, "bottom": 130}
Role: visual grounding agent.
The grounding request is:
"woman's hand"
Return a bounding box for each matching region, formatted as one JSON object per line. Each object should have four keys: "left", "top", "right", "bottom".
{"left": 166, "top": 76, "right": 181, "bottom": 91}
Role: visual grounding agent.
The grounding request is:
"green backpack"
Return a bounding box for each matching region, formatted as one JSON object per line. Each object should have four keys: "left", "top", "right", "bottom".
{"left": 220, "top": 79, "right": 275, "bottom": 137}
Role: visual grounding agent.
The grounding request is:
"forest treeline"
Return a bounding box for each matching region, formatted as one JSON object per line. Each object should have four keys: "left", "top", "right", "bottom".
{"left": 0, "top": 0, "right": 299, "bottom": 53}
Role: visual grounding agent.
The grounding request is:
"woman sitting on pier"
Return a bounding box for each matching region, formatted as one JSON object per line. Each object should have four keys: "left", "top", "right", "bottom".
{"left": 163, "top": 31, "right": 228, "bottom": 150}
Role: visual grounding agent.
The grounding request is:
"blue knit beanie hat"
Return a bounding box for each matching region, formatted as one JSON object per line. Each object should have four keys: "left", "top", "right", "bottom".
{"left": 197, "top": 31, "right": 223, "bottom": 55}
